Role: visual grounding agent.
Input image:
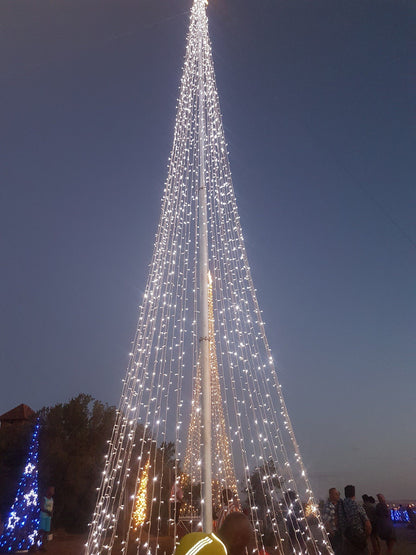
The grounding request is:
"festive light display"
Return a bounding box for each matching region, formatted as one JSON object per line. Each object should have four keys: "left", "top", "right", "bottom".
{"left": 181, "top": 271, "right": 238, "bottom": 518}
{"left": 132, "top": 460, "right": 150, "bottom": 528}
{"left": 390, "top": 507, "right": 415, "bottom": 523}
{"left": 0, "top": 420, "right": 40, "bottom": 552}
{"left": 304, "top": 502, "right": 318, "bottom": 518}
{"left": 86, "top": 0, "right": 332, "bottom": 553}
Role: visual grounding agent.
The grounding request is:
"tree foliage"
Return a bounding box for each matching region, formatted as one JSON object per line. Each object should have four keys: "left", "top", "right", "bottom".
{"left": 37, "top": 394, "right": 116, "bottom": 532}
{"left": 0, "top": 421, "right": 33, "bottom": 522}
{"left": 245, "top": 458, "right": 283, "bottom": 514}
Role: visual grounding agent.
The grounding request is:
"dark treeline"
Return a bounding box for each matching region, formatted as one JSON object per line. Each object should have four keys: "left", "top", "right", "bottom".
{"left": 37, "top": 394, "right": 116, "bottom": 532}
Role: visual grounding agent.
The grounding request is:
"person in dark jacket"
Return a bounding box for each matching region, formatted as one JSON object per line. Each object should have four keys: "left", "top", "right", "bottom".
{"left": 362, "top": 495, "right": 380, "bottom": 555}
{"left": 375, "top": 494, "right": 396, "bottom": 554}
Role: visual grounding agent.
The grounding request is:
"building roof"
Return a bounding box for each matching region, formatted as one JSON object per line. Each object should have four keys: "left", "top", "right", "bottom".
{"left": 0, "top": 403, "right": 36, "bottom": 423}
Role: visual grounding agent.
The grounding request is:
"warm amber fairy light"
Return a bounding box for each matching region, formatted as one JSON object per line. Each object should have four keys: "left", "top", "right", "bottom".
{"left": 133, "top": 460, "right": 150, "bottom": 528}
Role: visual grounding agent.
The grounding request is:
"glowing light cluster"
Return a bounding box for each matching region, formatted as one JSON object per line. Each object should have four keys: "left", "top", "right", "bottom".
{"left": 133, "top": 460, "right": 150, "bottom": 528}
{"left": 85, "top": 0, "right": 332, "bottom": 553}
{"left": 390, "top": 507, "right": 414, "bottom": 523}
{"left": 304, "top": 502, "right": 318, "bottom": 517}
{"left": 0, "top": 420, "right": 40, "bottom": 552}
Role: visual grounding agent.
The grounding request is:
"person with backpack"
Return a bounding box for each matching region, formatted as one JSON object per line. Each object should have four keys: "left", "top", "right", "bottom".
{"left": 337, "top": 485, "right": 371, "bottom": 554}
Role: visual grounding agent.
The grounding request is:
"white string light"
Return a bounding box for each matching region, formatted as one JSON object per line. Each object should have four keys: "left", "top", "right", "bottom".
{"left": 85, "top": 1, "right": 333, "bottom": 554}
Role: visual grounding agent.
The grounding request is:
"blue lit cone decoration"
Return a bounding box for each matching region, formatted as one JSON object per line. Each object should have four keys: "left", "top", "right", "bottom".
{"left": 0, "top": 419, "right": 40, "bottom": 553}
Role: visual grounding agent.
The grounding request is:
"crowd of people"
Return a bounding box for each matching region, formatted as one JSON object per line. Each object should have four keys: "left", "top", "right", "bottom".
{"left": 3, "top": 482, "right": 403, "bottom": 555}
{"left": 322, "top": 485, "right": 397, "bottom": 555}
{"left": 175, "top": 485, "right": 404, "bottom": 555}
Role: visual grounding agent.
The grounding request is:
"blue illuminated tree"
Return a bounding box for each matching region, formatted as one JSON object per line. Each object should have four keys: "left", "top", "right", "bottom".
{"left": 0, "top": 419, "right": 40, "bottom": 553}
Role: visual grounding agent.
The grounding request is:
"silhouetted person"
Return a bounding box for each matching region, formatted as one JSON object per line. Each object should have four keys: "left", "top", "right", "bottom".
{"left": 284, "top": 490, "right": 307, "bottom": 552}
{"left": 362, "top": 495, "right": 380, "bottom": 555}
{"left": 375, "top": 494, "right": 396, "bottom": 554}
{"left": 174, "top": 512, "right": 254, "bottom": 555}
{"left": 407, "top": 504, "right": 416, "bottom": 529}
{"left": 170, "top": 479, "right": 184, "bottom": 524}
{"left": 216, "top": 488, "right": 239, "bottom": 530}
{"left": 218, "top": 512, "right": 254, "bottom": 555}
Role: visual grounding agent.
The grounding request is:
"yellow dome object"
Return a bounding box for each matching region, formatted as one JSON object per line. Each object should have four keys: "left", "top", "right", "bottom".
{"left": 174, "top": 533, "right": 227, "bottom": 555}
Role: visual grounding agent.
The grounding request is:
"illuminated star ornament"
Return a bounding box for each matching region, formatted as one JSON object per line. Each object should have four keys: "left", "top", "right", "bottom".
{"left": 6, "top": 513, "right": 20, "bottom": 530}
{"left": 24, "top": 490, "right": 38, "bottom": 507}
{"left": 25, "top": 463, "right": 35, "bottom": 475}
{"left": 86, "top": 1, "right": 332, "bottom": 553}
{"left": 0, "top": 420, "right": 40, "bottom": 552}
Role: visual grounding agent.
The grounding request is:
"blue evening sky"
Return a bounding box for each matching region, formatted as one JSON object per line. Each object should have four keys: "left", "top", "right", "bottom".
{"left": 1, "top": 0, "right": 415, "bottom": 500}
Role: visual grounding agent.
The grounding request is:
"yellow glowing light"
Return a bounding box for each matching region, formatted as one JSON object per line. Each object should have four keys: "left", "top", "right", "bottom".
{"left": 304, "top": 502, "right": 318, "bottom": 517}
{"left": 133, "top": 460, "right": 150, "bottom": 528}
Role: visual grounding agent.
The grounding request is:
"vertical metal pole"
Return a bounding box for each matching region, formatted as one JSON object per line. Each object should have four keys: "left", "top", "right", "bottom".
{"left": 197, "top": 0, "right": 213, "bottom": 534}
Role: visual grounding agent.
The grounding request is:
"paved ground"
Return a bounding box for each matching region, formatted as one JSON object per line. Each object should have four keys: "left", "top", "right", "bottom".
{"left": 33, "top": 531, "right": 174, "bottom": 554}
{"left": 33, "top": 524, "right": 416, "bottom": 555}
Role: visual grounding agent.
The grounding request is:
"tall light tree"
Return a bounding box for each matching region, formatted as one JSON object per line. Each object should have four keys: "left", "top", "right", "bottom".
{"left": 86, "top": 1, "right": 332, "bottom": 554}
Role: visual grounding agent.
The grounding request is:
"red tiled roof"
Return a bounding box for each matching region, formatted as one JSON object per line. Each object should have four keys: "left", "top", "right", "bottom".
{"left": 0, "top": 404, "right": 36, "bottom": 422}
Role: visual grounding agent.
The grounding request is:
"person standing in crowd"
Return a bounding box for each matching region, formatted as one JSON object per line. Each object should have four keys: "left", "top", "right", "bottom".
{"left": 362, "top": 495, "right": 380, "bottom": 555}
{"left": 174, "top": 512, "right": 254, "bottom": 555}
{"left": 31, "top": 486, "right": 54, "bottom": 552}
{"left": 406, "top": 504, "right": 416, "bottom": 529}
{"left": 375, "top": 493, "right": 396, "bottom": 554}
{"left": 284, "top": 490, "right": 307, "bottom": 552}
{"left": 337, "top": 485, "right": 371, "bottom": 555}
{"left": 323, "top": 488, "right": 341, "bottom": 554}
{"left": 170, "top": 478, "right": 184, "bottom": 524}
{"left": 216, "top": 489, "right": 239, "bottom": 531}
{"left": 217, "top": 512, "right": 255, "bottom": 555}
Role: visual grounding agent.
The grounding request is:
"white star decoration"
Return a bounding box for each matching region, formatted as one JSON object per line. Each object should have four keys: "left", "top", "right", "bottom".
{"left": 24, "top": 490, "right": 38, "bottom": 507}
{"left": 25, "top": 463, "right": 35, "bottom": 475}
{"left": 28, "top": 531, "right": 38, "bottom": 545}
{"left": 7, "top": 512, "right": 20, "bottom": 529}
